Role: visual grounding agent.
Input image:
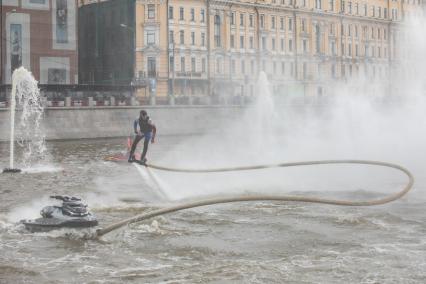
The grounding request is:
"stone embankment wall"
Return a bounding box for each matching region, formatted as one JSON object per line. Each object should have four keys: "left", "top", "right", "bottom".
{"left": 0, "top": 106, "right": 244, "bottom": 141}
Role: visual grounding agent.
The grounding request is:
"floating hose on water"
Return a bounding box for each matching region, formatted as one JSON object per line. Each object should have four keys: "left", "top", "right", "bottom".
{"left": 96, "top": 160, "right": 414, "bottom": 237}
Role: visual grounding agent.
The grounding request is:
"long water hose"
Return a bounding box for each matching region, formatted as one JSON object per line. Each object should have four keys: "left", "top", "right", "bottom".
{"left": 96, "top": 160, "right": 414, "bottom": 237}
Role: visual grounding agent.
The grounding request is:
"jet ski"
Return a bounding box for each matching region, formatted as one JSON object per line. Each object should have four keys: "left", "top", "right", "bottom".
{"left": 20, "top": 195, "right": 98, "bottom": 232}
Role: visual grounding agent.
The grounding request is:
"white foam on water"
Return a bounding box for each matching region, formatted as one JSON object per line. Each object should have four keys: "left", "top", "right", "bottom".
{"left": 6, "top": 195, "right": 54, "bottom": 223}
{"left": 21, "top": 164, "right": 63, "bottom": 174}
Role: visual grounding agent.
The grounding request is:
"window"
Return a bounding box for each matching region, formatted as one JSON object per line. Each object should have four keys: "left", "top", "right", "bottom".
{"left": 180, "top": 30, "right": 184, "bottom": 44}
{"left": 241, "top": 60, "right": 245, "bottom": 74}
{"left": 191, "top": 32, "right": 195, "bottom": 45}
{"left": 272, "top": 38, "right": 276, "bottom": 50}
{"left": 201, "top": 9, "right": 205, "bottom": 23}
{"left": 249, "top": 15, "right": 254, "bottom": 27}
{"left": 169, "top": 6, "right": 173, "bottom": 19}
{"left": 240, "top": 13, "right": 244, "bottom": 26}
{"left": 330, "top": 41, "right": 336, "bottom": 55}
{"left": 250, "top": 36, "right": 254, "bottom": 49}
{"left": 281, "top": 62, "right": 285, "bottom": 75}
{"left": 231, "top": 12, "right": 235, "bottom": 25}
{"left": 315, "top": 25, "right": 321, "bottom": 53}
{"left": 271, "top": 16, "right": 276, "bottom": 29}
{"left": 288, "top": 18, "right": 293, "bottom": 31}
{"left": 147, "top": 31, "right": 155, "bottom": 45}
{"left": 231, "top": 59, "right": 236, "bottom": 74}
{"left": 148, "top": 4, "right": 155, "bottom": 19}
{"left": 262, "top": 37, "right": 267, "bottom": 50}
{"left": 214, "top": 15, "right": 221, "bottom": 47}
{"left": 202, "top": 58, "right": 206, "bottom": 72}
{"left": 230, "top": 35, "right": 235, "bottom": 48}
{"left": 303, "top": 39, "right": 308, "bottom": 53}
{"left": 201, "top": 32, "right": 205, "bottom": 46}
{"left": 180, "top": 7, "right": 184, "bottom": 20}
{"left": 280, "top": 17, "right": 284, "bottom": 30}
{"left": 191, "top": 58, "right": 196, "bottom": 72}
{"left": 148, "top": 57, "right": 156, "bottom": 77}
{"left": 190, "top": 8, "right": 195, "bottom": 21}
{"left": 329, "top": 0, "right": 334, "bottom": 11}
{"left": 281, "top": 38, "right": 284, "bottom": 51}
{"left": 240, "top": 35, "right": 244, "bottom": 49}
{"left": 169, "top": 56, "right": 174, "bottom": 72}
{"left": 181, "top": 57, "right": 185, "bottom": 72}
{"left": 303, "top": 62, "right": 307, "bottom": 79}
{"left": 289, "top": 39, "right": 293, "bottom": 52}
{"left": 260, "top": 15, "right": 264, "bottom": 29}
{"left": 169, "top": 31, "right": 174, "bottom": 43}
{"left": 316, "top": 0, "right": 322, "bottom": 9}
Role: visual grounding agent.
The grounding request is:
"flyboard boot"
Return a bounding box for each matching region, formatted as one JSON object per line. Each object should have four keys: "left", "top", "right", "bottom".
{"left": 138, "top": 158, "right": 147, "bottom": 165}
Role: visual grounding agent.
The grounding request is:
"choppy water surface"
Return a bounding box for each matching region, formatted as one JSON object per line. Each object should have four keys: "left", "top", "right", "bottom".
{"left": 0, "top": 137, "right": 425, "bottom": 283}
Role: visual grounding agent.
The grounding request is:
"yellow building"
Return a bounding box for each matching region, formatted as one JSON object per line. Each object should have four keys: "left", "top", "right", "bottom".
{"left": 79, "top": 0, "right": 423, "bottom": 103}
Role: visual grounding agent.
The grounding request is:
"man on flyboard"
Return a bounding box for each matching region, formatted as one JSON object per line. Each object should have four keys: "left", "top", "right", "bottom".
{"left": 128, "top": 110, "right": 157, "bottom": 165}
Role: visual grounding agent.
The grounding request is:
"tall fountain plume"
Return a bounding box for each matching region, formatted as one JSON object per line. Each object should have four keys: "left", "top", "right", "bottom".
{"left": 3, "top": 67, "right": 46, "bottom": 173}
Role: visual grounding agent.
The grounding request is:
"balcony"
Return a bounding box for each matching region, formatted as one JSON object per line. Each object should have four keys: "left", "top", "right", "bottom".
{"left": 176, "top": 71, "right": 204, "bottom": 78}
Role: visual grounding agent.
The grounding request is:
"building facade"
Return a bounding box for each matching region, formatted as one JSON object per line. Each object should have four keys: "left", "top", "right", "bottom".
{"left": 1, "top": 0, "right": 78, "bottom": 85}
{"left": 78, "top": 0, "right": 423, "bottom": 102}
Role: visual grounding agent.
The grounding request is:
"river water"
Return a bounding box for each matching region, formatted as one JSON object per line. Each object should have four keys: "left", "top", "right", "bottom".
{"left": 0, "top": 137, "right": 425, "bottom": 283}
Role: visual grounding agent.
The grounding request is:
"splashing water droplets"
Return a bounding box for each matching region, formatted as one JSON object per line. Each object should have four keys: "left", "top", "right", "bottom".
{"left": 12, "top": 67, "right": 47, "bottom": 168}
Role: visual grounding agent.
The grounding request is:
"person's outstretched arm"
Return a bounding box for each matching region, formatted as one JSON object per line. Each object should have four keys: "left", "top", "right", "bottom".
{"left": 133, "top": 119, "right": 139, "bottom": 134}
{"left": 151, "top": 122, "right": 157, "bottom": 143}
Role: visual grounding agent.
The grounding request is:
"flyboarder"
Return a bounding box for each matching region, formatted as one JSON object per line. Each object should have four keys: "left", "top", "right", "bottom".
{"left": 128, "top": 110, "right": 157, "bottom": 165}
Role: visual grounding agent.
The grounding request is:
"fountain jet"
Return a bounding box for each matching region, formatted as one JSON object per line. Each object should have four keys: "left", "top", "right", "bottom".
{"left": 3, "top": 67, "right": 45, "bottom": 173}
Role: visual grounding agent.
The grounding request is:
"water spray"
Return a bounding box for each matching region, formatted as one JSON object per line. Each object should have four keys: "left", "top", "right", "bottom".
{"left": 3, "top": 67, "right": 46, "bottom": 173}
{"left": 3, "top": 69, "right": 21, "bottom": 173}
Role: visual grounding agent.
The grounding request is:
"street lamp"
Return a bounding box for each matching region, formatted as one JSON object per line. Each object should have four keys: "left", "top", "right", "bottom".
{"left": 169, "top": 31, "right": 184, "bottom": 105}
{"left": 119, "top": 23, "right": 136, "bottom": 85}
{"left": 168, "top": 41, "right": 175, "bottom": 105}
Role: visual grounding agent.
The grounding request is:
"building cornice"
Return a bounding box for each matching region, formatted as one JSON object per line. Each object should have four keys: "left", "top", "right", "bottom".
{"left": 211, "top": 0, "right": 402, "bottom": 26}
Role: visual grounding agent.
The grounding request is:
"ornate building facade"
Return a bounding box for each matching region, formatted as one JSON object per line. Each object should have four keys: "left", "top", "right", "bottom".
{"left": 78, "top": 0, "right": 423, "bottom": 102}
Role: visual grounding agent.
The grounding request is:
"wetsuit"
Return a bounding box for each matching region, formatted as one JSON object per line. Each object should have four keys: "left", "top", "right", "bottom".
{"left": 128, "top": 116, "right": 156, "bottom": 163}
